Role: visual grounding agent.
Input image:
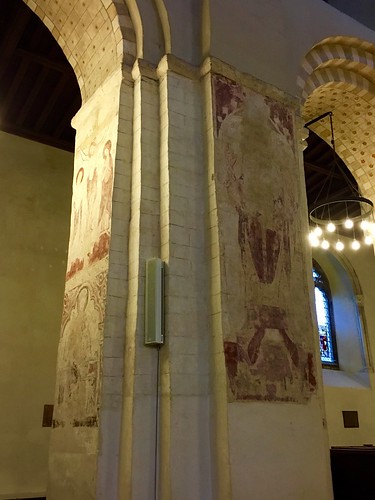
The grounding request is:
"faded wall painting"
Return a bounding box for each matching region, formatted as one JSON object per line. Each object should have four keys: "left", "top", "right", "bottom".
{"left": 53, "top": 271, "right": 106, "bottom": 429}
{"left": 66, "top": 99, "right": 117, "bottom": 281}
{"left": 67, "top": 137, "right": 114, "bottom": 280}
{"left": 213, "top": 74, "right": 317, "bottom": 403}
{"left": 50, "top": 77, "right": 121, "bottom": 459}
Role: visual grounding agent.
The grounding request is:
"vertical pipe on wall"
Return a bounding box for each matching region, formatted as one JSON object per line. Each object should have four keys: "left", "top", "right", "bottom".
{"left": 157, "top": 57, "right": 172, "bottom": 500}
{"left": 201, "top": 58, "right": 232, "bottom": 500}
{"left": 118, "top": 63, "right": 142, "bottom": 500}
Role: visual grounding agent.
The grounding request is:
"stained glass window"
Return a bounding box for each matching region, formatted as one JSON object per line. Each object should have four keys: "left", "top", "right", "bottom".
{"left": 313, "top": 262, "right": 338, "bottom": 367}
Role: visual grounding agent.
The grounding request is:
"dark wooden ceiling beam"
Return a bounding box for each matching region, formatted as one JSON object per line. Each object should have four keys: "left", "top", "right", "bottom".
{"left": 305, "top": 172, "right": 322, "bottom": 191}
{"left": 304, "top": 161, "right": 343, "bottom": 179}
{"left": 0, "top": 3, "right": 32, "bottom": 81}
{"left": 34, "top": 73, "right": 69, "bottom": 133}
{"left": 15, "top": 47, "right": 70, "bottom": 73}
{"left": 0, "top": 0, "right": 79, "bottom": 152}
{"left": 308, "top": 180, "right": 332, "bottom": 204}
{"left": 0, "top": 120, "right": 74, "bottom": 152}
{"left": 16, "top": 66, "right": 50, "bottom": 126}
{"left": 1, "top": 59, "right": 30, "bottom": 118}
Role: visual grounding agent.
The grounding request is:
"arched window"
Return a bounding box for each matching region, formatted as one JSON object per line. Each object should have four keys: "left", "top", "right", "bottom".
{"left": 313, "top": 260, "right": 339, "bottom": 367}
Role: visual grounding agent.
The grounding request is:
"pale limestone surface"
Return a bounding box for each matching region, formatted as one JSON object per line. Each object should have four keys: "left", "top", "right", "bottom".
{"left": 7, "top": 0, "right": 375, "bottom": 499}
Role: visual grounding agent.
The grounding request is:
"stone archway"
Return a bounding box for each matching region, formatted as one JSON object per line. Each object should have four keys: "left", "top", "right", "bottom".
{"left": 16, "top": 1, "right": 140, "bottom": 499}
{"left": 22, "top": 0, "right": 137, "bottom": 101}
{"left": 18, "top": 1, "right": 175, "bottom": 498}
{"left": 298, "top": 36, "right": 375, "bottom": 203}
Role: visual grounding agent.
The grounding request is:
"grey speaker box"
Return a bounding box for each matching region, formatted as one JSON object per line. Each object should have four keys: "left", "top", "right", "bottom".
{"left": 145, "top": 258, "right": 164, "bottom": 345}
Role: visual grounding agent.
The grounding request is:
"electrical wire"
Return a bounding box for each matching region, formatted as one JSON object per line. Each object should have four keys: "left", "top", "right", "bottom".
{"left": 154, "top": 345, "right": 161, "bottom": 500}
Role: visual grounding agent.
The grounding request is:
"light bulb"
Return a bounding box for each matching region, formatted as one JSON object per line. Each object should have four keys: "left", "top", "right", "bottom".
{"left": 308, "top": 231, "right": 320, "bottom": 247}
{"left": 352, "top": 240, "right": 360, "bottom": 250}
{"left": 309, "top": 236, "right": 320, "bottom": 247}
{"left": 360, "top": 220, "right": 370, "bottom": 231}
{"left": 327, "top": 222, "right": 336, "bottom": 233}
{"left": 336, "top": 240, "right": 344, "bottom": 251}
{"left": 365, "top": 235, "right": 373, "bottom": 245}
{"left": 314, "top": 226, "right": 323, "bottom": 236}
{"left": 344, "top": 218, "right": 354, "bottom": 229}
{"left": 321, "top": 239, "right": 330, "bottom": 250}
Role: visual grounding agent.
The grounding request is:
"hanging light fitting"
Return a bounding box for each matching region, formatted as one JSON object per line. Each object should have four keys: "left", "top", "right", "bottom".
{"left": 305, "top": 111, "right": 374, "bottom": 251}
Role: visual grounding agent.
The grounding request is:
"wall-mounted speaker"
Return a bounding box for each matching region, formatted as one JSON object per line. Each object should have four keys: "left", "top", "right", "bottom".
{"left": 145, "top": 258, "right": 164, "bottom": 346}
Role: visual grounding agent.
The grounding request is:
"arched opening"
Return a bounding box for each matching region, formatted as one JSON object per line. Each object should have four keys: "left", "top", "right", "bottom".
{"left": 3, "top": 1, "right": 142, "bottom": 499}
{"left": 300, "top": 35, "right": 375, "bottom": 451}
{"left": 0, "top": 0, "right": 81, "bottom": 497}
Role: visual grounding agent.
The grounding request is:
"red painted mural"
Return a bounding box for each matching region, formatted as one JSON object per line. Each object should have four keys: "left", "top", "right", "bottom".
{"left": 213, "top": 74, "right": 317, "bottom": 403}
{"left": 53, "top": 271, "right": 107, "bottom": 428}
{"left": 66, "top": 137, "right": 115, "bottom": 280}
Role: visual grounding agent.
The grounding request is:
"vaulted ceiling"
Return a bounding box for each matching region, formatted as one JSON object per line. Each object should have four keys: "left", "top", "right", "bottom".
{"left": 0, "top": 0, "right": 81, "bottom": 152}
{"left": 299, "top": 36, "right": 375, "bottom": 204}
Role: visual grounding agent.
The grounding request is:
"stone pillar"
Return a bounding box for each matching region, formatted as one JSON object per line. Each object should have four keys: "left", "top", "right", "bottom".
{"left": 202, "top": 57, "right": 333, "bottom": 500}
{"left": 118, "top": 55, "right": 212, "bottom": 500}
{"left": 48, "top": 68, "right": 131, "bottom": 500}
{"left": 118, "top": 59, "right": 163, "bottom": 500}
{"left": 157, "top": 55, "right": 211, "bottom": 500}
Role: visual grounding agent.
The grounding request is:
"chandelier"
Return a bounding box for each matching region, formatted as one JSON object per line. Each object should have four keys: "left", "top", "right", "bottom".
{"left": 306, "top": 111, "right": 374, "bottom": 251}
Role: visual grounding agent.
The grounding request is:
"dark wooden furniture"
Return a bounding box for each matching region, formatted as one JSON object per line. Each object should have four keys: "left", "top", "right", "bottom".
{"left": 331, "top": 446, "right": 375, "bottom": 499}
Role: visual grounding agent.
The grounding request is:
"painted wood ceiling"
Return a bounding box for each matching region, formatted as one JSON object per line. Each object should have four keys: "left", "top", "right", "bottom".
{"left": 0, "top": 0, "right": 81, "bottom": 152}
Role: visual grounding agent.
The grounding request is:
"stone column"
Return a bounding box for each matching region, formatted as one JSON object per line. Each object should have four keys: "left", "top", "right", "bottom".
{"left": 157, "top": 55, "right": 211, "bottom": 500}
{"left": 48, "top": 68, "right": 131, "bottom": 500}
{"left": 118, "top": 59, "right": 163, "bottom": 500}
{"left": 203, "top": 57, "right": 333, "bottom": 500}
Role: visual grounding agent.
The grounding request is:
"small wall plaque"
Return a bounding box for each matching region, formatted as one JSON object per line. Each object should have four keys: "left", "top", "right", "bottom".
{"left": 42, "top": 404, "right": 54, "bottom": 427}
{"left": 342, "top": 410, "right": 359, "bottom": 428}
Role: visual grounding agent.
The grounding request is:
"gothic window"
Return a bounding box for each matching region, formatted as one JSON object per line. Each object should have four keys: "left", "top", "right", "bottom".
{"left": 313, "top": 261, "right": 338, "bottom": 367}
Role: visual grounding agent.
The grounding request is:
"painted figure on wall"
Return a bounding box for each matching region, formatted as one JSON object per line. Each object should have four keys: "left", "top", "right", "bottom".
{"left": 66, "top": 135, "right": 115, "bottom": 279}
{"left": 98, "top": 140, "right": 113, "bottom": 233}
{"left": 88, "top": 140, "right": 114, "bottom": 264}
{"left": 213, "top": 74, "right": 316, "bottom": 402}
{"left": 54, "top": 273, "right": 106, "bottom": 427}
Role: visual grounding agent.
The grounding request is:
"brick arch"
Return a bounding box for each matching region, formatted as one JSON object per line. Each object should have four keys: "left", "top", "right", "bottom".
{"left": 302, "top": 66, "right": 375, "bottom": 101}
{"left": 22, "top": 0, "right": 137, "bottom": 101}
{"left": 298, "top": 36, "right": 375, "bottom": 202}
{"left": 297, "top": 36, "right": 375, "bottom": 98}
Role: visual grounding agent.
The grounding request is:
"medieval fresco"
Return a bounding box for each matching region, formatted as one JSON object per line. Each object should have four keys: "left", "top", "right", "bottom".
{"left": 66, "top": 109, "right": 116, "bottom": 281}
{"left": 53, "top": 271, "right": 107, "bottom": 428}
{"left": 213, "top": 74, "right": 317, "bottom": 403}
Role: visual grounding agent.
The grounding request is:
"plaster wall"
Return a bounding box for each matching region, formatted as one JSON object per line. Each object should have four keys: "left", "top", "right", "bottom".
{"left": 209, "top": 0, "right": 375, "bottom": 96}
{"left": 208, "top": 62, "right": 332, "bottom": 499}
{"left": 0, "top": 131, "right": 72, "bottom": 499}
{"left": 315, "top": 246, "right": 375, "bottom": 447}
{"left": 163, "top": 0, "right": 202, "bottom": 64}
